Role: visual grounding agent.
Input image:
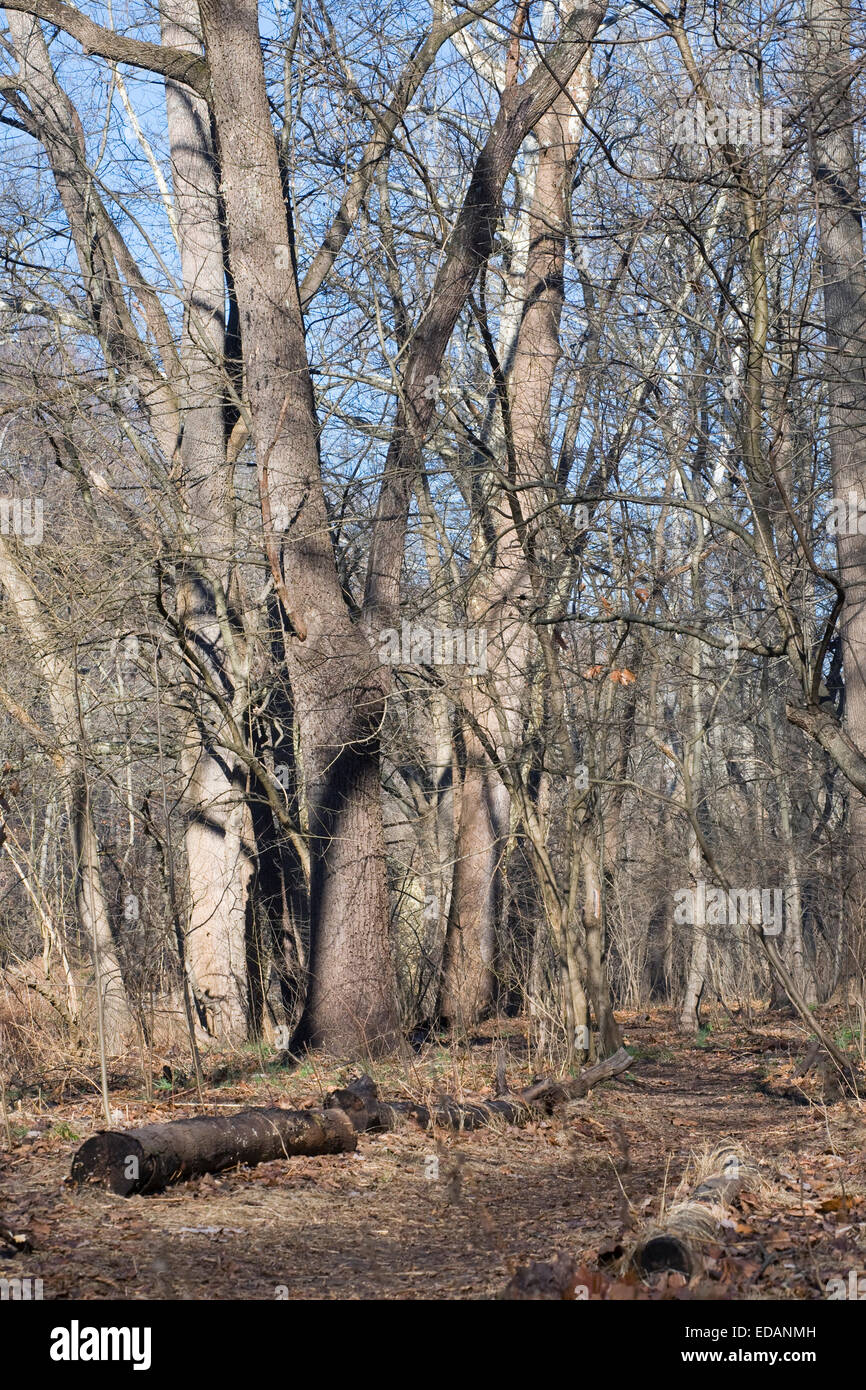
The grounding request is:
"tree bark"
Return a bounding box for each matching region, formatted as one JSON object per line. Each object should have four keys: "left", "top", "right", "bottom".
{"left": 70, "top": 1041, "right": 633, "bottom": 1198}
{"left": 440, "top": 51, "right": 596, "bottom": 1025}
{"left": 325, "top": 1046, "right": 633, "bottom": 1131}
{"left": 439, "top": 762, "right": 505, "bottom": 1028}
{"left": 805, "top": 0, "right": 866, "bottom": 991}
{"left": 197, "top": 0, "right": 400, "bottom": 1054}
{"left": 162, "top": 0, "right": 254, "bottom": 1040}
{"left": 581, "top": 836, "right": 623, "bottom": 1055}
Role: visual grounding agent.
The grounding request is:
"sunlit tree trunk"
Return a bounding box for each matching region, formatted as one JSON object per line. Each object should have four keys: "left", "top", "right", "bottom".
{"left": 807, "top": 0, "right": 866, "bottom": 994}
{"left": 441, "top": 54, "right": 595, "bottom": 1025}
{"left": 162, "top": 0, "right": 254, "bottom": 1040}
{"left": 197, "top": 0, "right": 400, "bottom": 1054}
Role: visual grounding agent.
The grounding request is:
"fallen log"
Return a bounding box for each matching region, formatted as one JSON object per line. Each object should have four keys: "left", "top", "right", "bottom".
{"left": 71, "top": 1106, "right": 357, "bottom": 1196}
{"left": 325, "top": 1047, "right": 634, "bottom": 1133}
{"left": 70, "top": 1046, "right": 634, "bottom": 1194}
{"left": 324, "top": 1074, "right": 533, "bottom": 1132}
{"left": 633, "top": 1143, "right": 757, "bottom": 1279}
{"left": 522, "top": 1046, "right": 634, "bottom": 1110}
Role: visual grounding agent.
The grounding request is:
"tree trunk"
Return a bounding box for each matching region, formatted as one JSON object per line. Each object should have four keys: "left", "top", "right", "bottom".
{"left": 680, "top": 837, "right": 708, "bottom": 1032}
{"left": 806, "top": 0, "right": 866, "bottom": 993}
{"left": 439, "top": 759, "right": 503, "bottom": 1028}
{"left": 441, "top": 53, "right": 595, "bottom": 1025}
{"left": 581, "top": 836, "right": 623, "bottom": 1055}
{"left": 162, "top": 0, "right": 254, "bottom": 1041}
{"left": 679, "top": 556, "right": 709, "bottom": 1032}
{"left": 197, "top": 0, "right": 400, "bottom": 1055}
{"left": 324, "top": 1047, "right": 633, "bottom": 1132}
{"left": 68, "top": 764, "right": 132, "bottom": 1055}
{"left": 359, "top": 10, "right": 605, "bottom": 1034}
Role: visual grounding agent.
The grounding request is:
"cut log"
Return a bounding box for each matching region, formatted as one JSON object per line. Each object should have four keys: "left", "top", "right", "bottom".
{"left": 633, "top": 1144, "right": 757, "bottom": 1279}
{"left": 71, "top": 1106, "right": 357, "bottom": 1196}
{"left": 325, "top": 1047, "right": 634, "bottom": 1134}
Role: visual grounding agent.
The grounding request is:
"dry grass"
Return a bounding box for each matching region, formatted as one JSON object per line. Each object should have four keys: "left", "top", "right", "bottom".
{"left": 1, "top": 1007, "right": 865, "bottom": 1299}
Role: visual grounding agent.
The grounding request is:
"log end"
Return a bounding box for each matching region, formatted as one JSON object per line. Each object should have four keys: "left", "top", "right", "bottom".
{"left": 324, "top": 1075, "right": 385, "bottom": 1132}
{"left": 71, "top": 1132, "right": 148, "bottom": 1197}
{"left": 634, "top": 1233, "right": 694, "bottom": 1279}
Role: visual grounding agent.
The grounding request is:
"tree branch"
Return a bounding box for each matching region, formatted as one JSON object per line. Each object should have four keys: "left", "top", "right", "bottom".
{"left": 2, "top": 1, "right": 210, "bottom": 96}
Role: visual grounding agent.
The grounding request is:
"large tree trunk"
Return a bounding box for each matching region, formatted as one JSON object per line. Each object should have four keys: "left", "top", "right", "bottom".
{"left": 162, "top": 0, "right": 254, "bottom": 1041}
{"left": 806, "top": 0, "right": 866, "bottom": 994}
{"left": 679, "top": 608, "right": 708, "bottom": 1031}
{"left": 441, "top": 53, "right": 595, "bottom": 1025}
{"left": 197, "top": 0, "right": 400, "bottom": 1055}
{"left": 440, "top": 761, "right": 505, "bottom": 1027}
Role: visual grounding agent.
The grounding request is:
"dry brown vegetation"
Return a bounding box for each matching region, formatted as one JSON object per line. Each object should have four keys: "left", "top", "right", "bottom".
{"left": 2, "top": 1007, "right": 865, "bottom": 1300}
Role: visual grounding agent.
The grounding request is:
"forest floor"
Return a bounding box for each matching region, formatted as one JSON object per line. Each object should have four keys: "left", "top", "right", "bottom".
{"left": 2, "top": 1006, "right": 865, "bottom": 1300}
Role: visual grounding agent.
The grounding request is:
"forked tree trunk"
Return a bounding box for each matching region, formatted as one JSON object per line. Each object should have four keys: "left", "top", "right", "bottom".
{"left": 355, "top": 10, "right": 606, "bottom": 1035}
{"left": 197, "top": 0, "right": 400, "bottom": 1055}
{"left": 441, "top": 53, "right": 596, "bottom": 1025}
{"left": 7, "top": 5, "right": 254, "bottom": 1043}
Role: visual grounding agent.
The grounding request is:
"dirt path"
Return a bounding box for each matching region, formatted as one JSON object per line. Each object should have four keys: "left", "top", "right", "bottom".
{"left": 2, "top": 1012, "right": 865, "bottom": 1299}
